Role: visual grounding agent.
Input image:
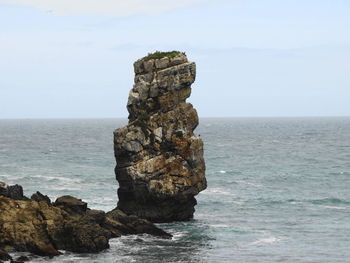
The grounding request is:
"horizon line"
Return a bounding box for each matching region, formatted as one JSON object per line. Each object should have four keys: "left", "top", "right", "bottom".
{"left": 1, "top": 115, "right": 350, "bottom": 120}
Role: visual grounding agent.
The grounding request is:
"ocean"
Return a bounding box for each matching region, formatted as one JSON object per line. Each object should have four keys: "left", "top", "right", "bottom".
{"left": 0, "top": 117, "right": 350, "bottom": 262}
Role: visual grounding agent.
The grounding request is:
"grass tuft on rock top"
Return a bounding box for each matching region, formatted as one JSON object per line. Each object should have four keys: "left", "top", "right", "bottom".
{"left": 144, "top": 51, "right": 184, "bottom": 60}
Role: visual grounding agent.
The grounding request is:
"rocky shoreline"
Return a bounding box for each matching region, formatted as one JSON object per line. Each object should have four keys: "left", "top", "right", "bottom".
{"left": 0, "top": 51, "right": 207, "bottom": 262}
{"left": 0, "top": 183, "right": 170, "bottom": 262}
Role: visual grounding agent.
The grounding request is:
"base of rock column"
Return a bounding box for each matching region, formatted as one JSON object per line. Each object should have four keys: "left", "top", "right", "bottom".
{"left": 117, "top": 191, "right": 197, "bottom": 222}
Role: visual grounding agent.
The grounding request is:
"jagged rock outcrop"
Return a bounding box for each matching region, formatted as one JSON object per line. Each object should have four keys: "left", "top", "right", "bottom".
{"left": 114, "top": 51, "right": 207, "bottom": 222}
{"left": 0, "top": 183, "right": 26, "bottom": 200}
{"left": 0, "top": 183, "right": 171, "bottom": 258}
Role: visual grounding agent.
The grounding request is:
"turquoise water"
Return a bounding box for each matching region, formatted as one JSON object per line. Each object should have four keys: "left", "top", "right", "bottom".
{"left": 1, "top": 118, "right": 350, "bottom": 262}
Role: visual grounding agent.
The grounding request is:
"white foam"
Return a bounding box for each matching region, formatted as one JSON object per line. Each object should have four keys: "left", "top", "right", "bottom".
{"left": 201, "top": 188, "right": 234, "bottom": 196}
{"left": 0, "top": 174, "right": 21, "bottom": 184}
{"left": 32, "top": 174, "right": 81, "bottom": 183}
{"left": 211, "top": 224, "right": 230, "bottom": 228}
{"left": 322, "top": 205, "right": 347, "bottom": 210}
{"left": 289, "top": 201, "right": 303, "bottom": 205}
{"left": 219, "top": 170, "right": 226, "bottom": 174}
{"left": 236, "top": 180, "right": 262, "bottom": 187}
{"left": 47, "top": 185, "right": 83, "bottom": 191}
{"left": 249, "top": 236, "right": 281, "bottom": 246}
{"left": 0, "top": 174, "right": 14, "bottom": 178}
{"left": 171, "top": 231, "right": 186, "bottom": 241}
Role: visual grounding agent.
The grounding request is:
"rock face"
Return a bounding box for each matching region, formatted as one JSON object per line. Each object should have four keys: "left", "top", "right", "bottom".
{"left": 114, "top": 52, "right": 207, "bottom": 222}
{"left": 0, "top": 183, "right": 26, "bottom": 200}
{"left": 0, "top": 184, "right": 171, "bottom": 258}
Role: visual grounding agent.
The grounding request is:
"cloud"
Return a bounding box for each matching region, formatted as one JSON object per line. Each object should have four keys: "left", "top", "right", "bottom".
{"left": 0, "top": 0, "right": 210, "bottom": 16}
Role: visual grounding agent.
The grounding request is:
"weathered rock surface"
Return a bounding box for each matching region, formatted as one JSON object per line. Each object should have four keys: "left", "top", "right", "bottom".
{"left": 0, "top": 183, "right": 26, "bottom": 201}
{"left": 114, "top": 52, "right": 207, "bottom": 222}
{"left": 105, "top": 209, "right": 171, "bottom": 237}
{"left": 0, "top": 184, "right": 171, "bottom": 258}
{"left": 31, "top": 191, "right": 51, "bottom": 205}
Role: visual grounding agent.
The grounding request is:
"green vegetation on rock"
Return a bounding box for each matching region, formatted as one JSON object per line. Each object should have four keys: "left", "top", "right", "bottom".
{"left": 144, "top": 51, "right": 184, "bottom": 60}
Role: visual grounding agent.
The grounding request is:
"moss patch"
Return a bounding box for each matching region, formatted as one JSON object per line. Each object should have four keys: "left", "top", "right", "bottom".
{"left": 143, "top": 51, "right": 184, "bottom": 61}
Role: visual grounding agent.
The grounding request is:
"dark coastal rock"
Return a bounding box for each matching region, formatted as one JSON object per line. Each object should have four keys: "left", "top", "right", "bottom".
{"left": 0, "top": 249, "right": 12, "bottom": 261}
{"left": 0, "top": 196, "right": 64, "bottom": 256}
{"left": 15, "top": 256, "right": 30, "bottom": 262}
{"left": 0, "top": 183, "right": 26, "bottom": 200}
{"left": 105, "top": 209, "right": 171, "bottom": 238}
{"left": 53, "top": 195, "right": 87, "bottom": 214}
{"left": 0, "top": 185, "right": 171, "bottom": 258}
{"left": 56, "top": 213, "right": 111, "bottom": 253}
{"left": 114, "top": 51, "right": 207, "bottom": 222}
{"left": 31, "top": 191, "right": 51, "bottom": 205}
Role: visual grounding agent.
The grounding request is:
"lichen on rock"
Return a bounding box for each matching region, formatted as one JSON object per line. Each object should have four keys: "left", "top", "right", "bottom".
{"left": 114, "top": 52, "right": 207, "bottom": 222}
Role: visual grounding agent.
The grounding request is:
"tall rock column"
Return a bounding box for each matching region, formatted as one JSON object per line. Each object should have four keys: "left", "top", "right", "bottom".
{"left": 114, "top": 52, "right": 207, "bottom": 223}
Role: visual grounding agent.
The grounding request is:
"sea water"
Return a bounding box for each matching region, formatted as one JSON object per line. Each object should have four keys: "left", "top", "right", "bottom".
{"left": 0, "top": 117, "right": 350, "bottom": 262}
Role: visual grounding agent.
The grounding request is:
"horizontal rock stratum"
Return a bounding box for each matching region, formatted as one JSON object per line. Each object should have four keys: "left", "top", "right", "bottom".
{"left": 114, "top": 51, "right": 207, "bottom": 222}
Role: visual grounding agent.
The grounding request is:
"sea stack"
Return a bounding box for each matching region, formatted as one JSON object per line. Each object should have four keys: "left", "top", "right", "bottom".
{"left": 114, "top": 51, "right": 207, "bottom": 222}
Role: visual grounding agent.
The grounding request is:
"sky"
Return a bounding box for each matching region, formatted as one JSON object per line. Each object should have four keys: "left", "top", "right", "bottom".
{"left": 0, "top": 0, "right": 349, "bottom": 118}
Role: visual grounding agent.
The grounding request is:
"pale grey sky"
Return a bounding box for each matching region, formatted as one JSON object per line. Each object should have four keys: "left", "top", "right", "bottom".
{"left": 1, "top": 0, "right": 349, "bottom": 118}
